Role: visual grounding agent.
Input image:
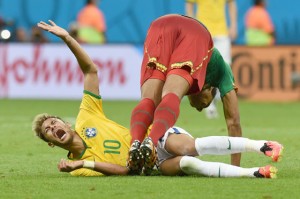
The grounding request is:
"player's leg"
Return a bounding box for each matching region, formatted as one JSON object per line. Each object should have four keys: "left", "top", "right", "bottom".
{"left": 163, "top": 128, "right": 284, "bottom": 162}
{"left": 144, "top": 15, "right": 213, "bottom": 147}
{"left": 154, "top": 127, "right": 196, "bottom": 176}
{"left": 163, "top": 131, "right": 198, "bottom": 156}
{"left": 195, "top": 136, "right": 284, "bottom": 161}
{"left": 127, "top": 77, "right": 164, "bottom": 175}
{"left": 147, "top": 71, "right": 191, "bottom": 145}
{"left": 179, "top": 156, "right": 277, "bottom": 178}
{"left": 129, "top": 16, "right": 169, "bottom": 146}
{"left": 140, "top": 71, "right": 191, "bottom": 175}
{"left": 130, "top": 77, "right": 164, "bottom": 143}
{"left": 159, "top": 156, "right": 184, "bottom": 176}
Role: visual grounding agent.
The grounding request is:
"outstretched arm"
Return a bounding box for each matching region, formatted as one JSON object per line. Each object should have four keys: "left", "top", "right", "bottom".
{"left": 37, "top": 20, "right": 99, "bottom": 95}
{"left": 58, "top": 159, "right": 129, "bottom": 176}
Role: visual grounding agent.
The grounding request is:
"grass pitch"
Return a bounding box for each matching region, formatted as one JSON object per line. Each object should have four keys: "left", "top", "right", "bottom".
{"left": 0, "top": 98, "right": 299, "bottom": 199}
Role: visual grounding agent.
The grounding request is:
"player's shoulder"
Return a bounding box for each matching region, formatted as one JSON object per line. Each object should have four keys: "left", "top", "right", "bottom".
{"left": 81, "top": 90, "right": 102, "bottom": 106}
{"left": 209, "top": 48, "right": 225, "bottom": 65}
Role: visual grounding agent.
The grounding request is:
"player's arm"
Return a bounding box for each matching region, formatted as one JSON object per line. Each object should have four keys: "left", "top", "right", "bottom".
{"left": 221, "top": 90, "right": 242, "bottom": 166}
{"left": 58, "top": 159, "right": 129, "bottom": 176}
{"left": 37, "top": 20, "right": 99, "bottom": 95}
{"left": 227, "top": 0, "right": 238, "bottom": 41}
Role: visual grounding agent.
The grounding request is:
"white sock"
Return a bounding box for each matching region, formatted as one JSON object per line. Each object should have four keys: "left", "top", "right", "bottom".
{"left": 195, "top": 136, "right": 267, "bottom": 156}
{"left": 179, "top": 156, "right": 258, "bottom": 178}
{"left": 245, "top": 139, "right": 267, "bottom": 153}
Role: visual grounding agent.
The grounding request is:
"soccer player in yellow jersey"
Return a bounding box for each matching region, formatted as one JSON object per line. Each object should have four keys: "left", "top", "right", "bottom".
{"left": 186, "top": 0, "right": 237, "bottom": 64}
{"left": 67, "top": 91, "right": 132, "bottom": 176}
{"left": 32, "top": 20, "right": 133, "bottom": 176}
{"left": 186, "top": 0, "right": 238, "bottom": 120}
{"left": 32, "top": 20, "right": 283, "bottom": 178}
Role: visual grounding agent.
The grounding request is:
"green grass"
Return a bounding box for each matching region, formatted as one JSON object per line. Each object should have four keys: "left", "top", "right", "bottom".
{"left": 1, "top": 98, "right": 299, "bottom": 199}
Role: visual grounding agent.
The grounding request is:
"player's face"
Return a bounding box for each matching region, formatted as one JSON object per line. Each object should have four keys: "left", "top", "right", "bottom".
{"left": 195, "top": 87, "right": 216, "bottom": 111}
{"left": 41, "top": 118, "right": 73, "bottom": 147}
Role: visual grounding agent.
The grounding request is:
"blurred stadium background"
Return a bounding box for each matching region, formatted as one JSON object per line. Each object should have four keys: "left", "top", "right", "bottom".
{"left": 1, "top": 0, "right": 299, "bottom": 44}
{"left": 0, "top": 0, "right": 299, "bottom": 101}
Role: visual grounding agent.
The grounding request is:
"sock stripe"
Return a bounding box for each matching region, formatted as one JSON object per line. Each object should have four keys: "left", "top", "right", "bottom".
{"left": 152, "top": 119, "right": 169, "bottom": 132}
{"left": 130, "top": 98, "right": 155, "bottom": 143}
{"left": 131, "top": 110, "right": 154, "bottom": 121}
{"left": 131, "top": 121, "right": 148, "bottom": 130}
{"left": 156, "top": 107, "right": 177, "bottom": 121}
{"left": 149, "top": 93, "right": 180, "bottom": 145}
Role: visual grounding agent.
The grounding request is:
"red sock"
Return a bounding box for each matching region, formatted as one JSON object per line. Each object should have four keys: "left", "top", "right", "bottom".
{"left": 130, "top": 98, "right": 155, "bottom": 144}
{"left": 149, "top": 93, "right": 180, "bottom": 146}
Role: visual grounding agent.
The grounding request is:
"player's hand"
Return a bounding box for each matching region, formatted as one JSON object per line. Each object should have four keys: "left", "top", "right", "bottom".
{"left": 57, "top": 159, "right": 83, "bottom": 172}
{"left": 37, "top": 20, "right": 69, "bottom": 39}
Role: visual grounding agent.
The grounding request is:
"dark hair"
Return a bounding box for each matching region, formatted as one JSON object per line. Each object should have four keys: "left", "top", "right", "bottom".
{"left": 254, "top": 0, "right": 264, "bottom": 6}
{"left": 86, "top": 0, "right": 92, "bottom": 5}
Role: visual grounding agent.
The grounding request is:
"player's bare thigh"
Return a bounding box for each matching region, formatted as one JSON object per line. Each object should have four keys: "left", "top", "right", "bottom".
{"left": 160, "top": 156, "right": 184, "bottom": 176}
{"left": 162, "top": 73, "right": 191, "bottom": 99}
{"left": 164, "top": 133, "right": 198, "bottom": 156}
{"left": 141, "top": 78, "right": 164, "bottom": 106}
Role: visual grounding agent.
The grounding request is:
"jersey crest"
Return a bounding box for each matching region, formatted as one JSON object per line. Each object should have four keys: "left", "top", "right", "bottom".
{"left": 85, "top": 127, "right": 97, "bottom": 138}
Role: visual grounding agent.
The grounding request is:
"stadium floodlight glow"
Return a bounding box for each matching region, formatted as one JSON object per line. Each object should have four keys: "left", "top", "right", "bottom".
{"left": 0, "top": 29, "right": 11, "bottom": 40}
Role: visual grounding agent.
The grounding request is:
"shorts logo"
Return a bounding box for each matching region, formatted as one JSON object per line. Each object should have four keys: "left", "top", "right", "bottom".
{"left": 85, "top": 128, "right": 97, "bottom": 138}
{"left": 227, "top": 139, "right": 231, "bottom": 150}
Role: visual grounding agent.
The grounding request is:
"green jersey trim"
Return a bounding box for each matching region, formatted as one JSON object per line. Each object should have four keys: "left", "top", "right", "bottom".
{"left": 67, "top": 139, "right": 90, "bottom": 160}
{"left": 83, "top": 90, "right": 102, "bottom": 99}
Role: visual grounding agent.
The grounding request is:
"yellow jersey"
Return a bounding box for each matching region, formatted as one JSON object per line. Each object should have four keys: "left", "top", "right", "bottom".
{"left": 68, "top": 91, "right": 132, "bottom": 176}
{"left": 186, "top": 0, "right": 229, "bottom": 36}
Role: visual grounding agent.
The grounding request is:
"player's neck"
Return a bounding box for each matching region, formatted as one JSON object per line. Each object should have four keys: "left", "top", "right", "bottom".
{"left": 68, "top": 133, "right": 85, "bottom": 158}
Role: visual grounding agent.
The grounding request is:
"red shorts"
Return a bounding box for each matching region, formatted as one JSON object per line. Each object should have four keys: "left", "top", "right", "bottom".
{"left": 140, "top": 14, "right": 213, "bottom": 95}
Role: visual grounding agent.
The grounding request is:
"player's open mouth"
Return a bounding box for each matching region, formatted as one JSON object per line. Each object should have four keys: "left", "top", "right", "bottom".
{"left": 55, "top": 129, "right": 66, "bottom": 140}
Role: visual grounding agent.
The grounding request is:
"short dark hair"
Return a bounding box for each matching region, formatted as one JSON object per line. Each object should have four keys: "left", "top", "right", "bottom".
{"left": 254, "top": 0, "right": 264, "bottom": 6}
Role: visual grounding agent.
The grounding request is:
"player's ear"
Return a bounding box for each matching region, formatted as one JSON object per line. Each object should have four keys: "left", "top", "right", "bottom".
{"left": 48, "top": 142, "right": 55, "bottom": 148}
{"left": 211, "top": 87, "right": 217, "bottom": 97}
